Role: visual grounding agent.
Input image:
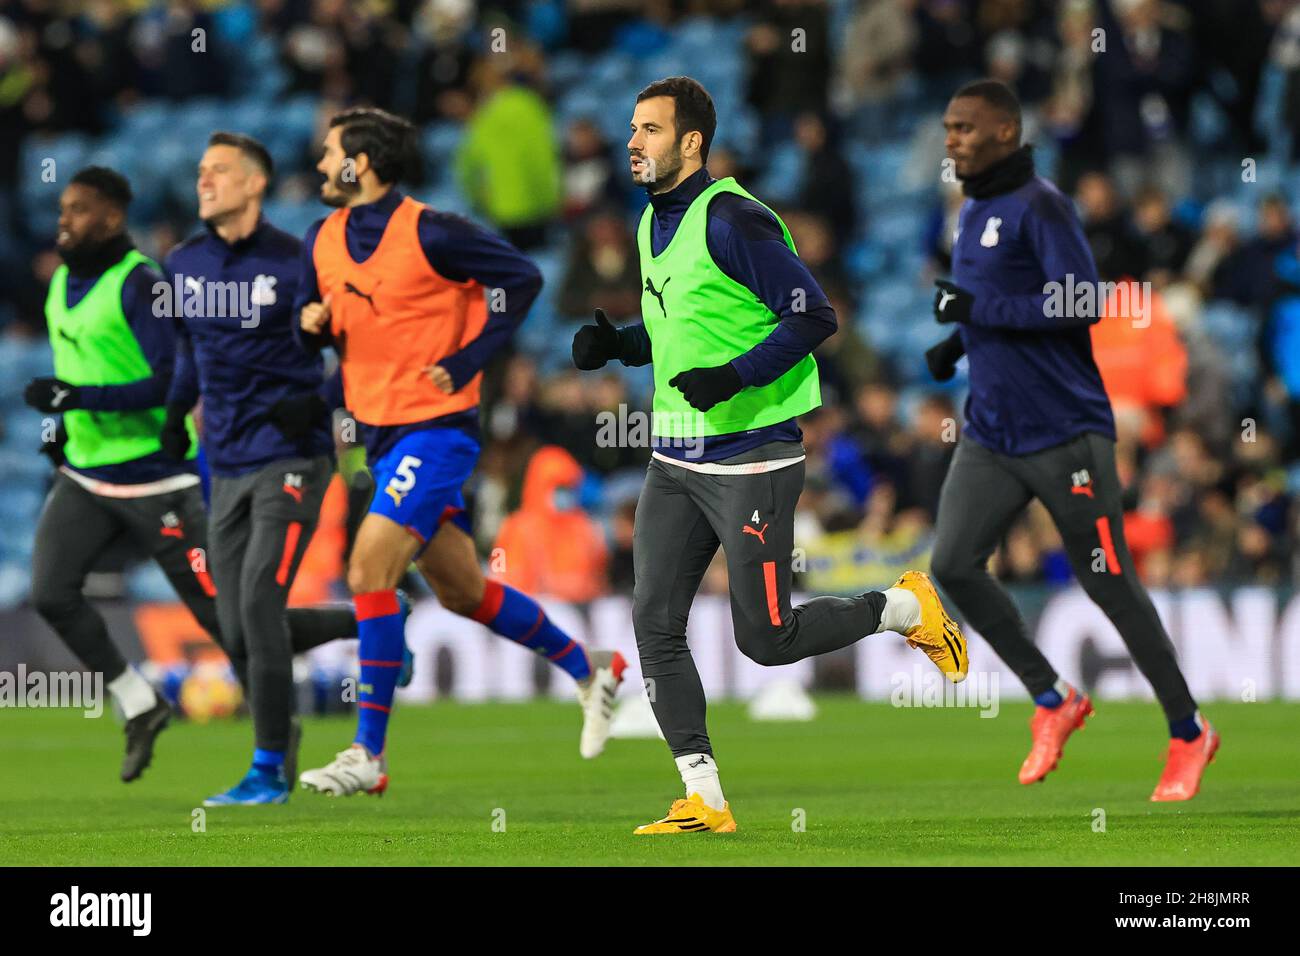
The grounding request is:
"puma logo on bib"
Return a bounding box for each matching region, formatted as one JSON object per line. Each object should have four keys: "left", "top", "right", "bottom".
{"left": 644, "top": 275, "right": 671, "bottom": 317}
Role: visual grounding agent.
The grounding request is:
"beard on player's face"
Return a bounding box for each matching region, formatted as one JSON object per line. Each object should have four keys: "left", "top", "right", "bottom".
{"left": 58, "top": 227, "right": 129, "bottom": 275}
{"left": 320, "top": 168, "right": 362, "bottom": 208}
{"left": 59, "top": 229, "right": 108, "bottom": 256}
{"left": 57, "top": 213, "right": 114, "bottom": 255}
{"left": 632, "top": 141, "right": 684, "bottom": 194}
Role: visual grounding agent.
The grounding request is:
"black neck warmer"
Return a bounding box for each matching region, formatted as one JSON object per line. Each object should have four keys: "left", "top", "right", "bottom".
{"left": 960, "top": 145, "right": 1035, "bottom": 199}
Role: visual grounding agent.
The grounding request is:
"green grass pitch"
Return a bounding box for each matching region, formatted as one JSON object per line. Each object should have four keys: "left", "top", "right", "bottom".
{"left": 1, "top": 698, "right": 1296, "bottom": 866}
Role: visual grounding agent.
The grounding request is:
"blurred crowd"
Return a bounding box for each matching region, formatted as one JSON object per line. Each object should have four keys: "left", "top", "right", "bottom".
{"left": 3, "top": 0, "right": 1300, "bottom": 603}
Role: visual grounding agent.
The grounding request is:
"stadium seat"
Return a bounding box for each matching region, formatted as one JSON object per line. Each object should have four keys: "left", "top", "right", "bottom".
{"left": 548, "top": 50, "right": 588, "bottom": 94}
{"left": 421, "top": 122, "right": 465, "bottom": 182}
{"left": 753, "top": 143, "right": 803, "bottom": 205}
{"left": 260, "top": 199, "right": 322, "bottom": 240}
{"left": 20, "top": 133, "right": 91, "bottom": 234}
{"left": 0, "top": 338, "right": 53, "bottom": 407}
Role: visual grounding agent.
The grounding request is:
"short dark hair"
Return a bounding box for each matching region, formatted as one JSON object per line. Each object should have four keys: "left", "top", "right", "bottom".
{"left": 207, "top": 131, "right": 274, "bottom": 180}
{"left": 70, "top": 166, "right": 132, "bottom": 210}
{"left": 328, "top": 107, "right": 419, "bottom": 185}
{"left": 636, "top": 76, "right": 717, "bottom": 162}
{"left": 953, "top": 78, "right": 1022, "bottom": 132}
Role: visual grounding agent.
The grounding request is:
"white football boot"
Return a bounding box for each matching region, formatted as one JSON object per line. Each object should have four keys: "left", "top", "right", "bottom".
{"left": 576, "top": 649, "right": 627, "bottom": 759}
{"left": 299, "top": 744, "right": 388, "bottom": 797}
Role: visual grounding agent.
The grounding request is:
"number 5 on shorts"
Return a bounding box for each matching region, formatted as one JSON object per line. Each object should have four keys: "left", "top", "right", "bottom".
{"left": 384, "top": 455, "right": 422, "bottom": 507}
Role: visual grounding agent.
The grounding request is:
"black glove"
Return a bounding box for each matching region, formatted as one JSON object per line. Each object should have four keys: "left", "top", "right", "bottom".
{"left": 933, "top": 279, "right": 974, "bottom": 325}
{"left": 38, "top": 419, "right": 68, "bottom": 468}
{"left": 668, "top": 362, "right": 744, "bottom": 413}
{"left": 160, "top": 403, "right": 192, "bottom": 461}
{"left": 24, "top": 377, "right": 81, "bottom": 412}
{"left": 268, "top": 393, "right": 329, "bottom": 441}
{"left": 925, "top": 331, "right": 966, "bottom": 382}
{"left": 571, "top": 308, "right": 622, "bottom": 370}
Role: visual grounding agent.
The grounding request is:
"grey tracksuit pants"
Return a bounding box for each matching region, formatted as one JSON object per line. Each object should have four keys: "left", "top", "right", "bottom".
{"left": 632, "top": 444, "right": 886, "bottom": 757}
{"left": 930, "top": 432, "right": 1196, "bottom": 721}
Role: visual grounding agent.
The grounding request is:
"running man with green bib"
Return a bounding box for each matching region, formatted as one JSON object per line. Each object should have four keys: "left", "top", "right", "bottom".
{"left": 24, "top": 167, "right": 206, "bottom": 782}
{"left": 571, "top": 78, "right": 969, "bottom": 834}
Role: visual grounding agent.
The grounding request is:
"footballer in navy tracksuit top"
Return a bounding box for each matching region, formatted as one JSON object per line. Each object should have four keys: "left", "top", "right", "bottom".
{"left": 925, "top": 81, "right": 1215, "bottom": 801}
{"left": 162, "top": 135, "right": 359, "bottom": 802}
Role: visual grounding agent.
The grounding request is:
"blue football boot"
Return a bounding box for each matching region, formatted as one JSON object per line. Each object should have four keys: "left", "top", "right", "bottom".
{"left": 203, "top": 766, "right": 290, "bottom": 806}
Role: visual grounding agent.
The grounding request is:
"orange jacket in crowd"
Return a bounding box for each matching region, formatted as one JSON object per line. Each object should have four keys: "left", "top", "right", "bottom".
{"left": 492, "top": 446, "right": 609, "bottom": 602}
{"left": 1123, "top": 509, "right": 1175, "bottom": 581}
{"left": 1091, "top": 278, "right": 1187, "bottom": 448}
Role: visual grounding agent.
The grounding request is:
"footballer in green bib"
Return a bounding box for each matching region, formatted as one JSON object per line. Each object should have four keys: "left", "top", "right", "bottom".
{"left": 571, "top": 77, "right": 968, "bottom": 834}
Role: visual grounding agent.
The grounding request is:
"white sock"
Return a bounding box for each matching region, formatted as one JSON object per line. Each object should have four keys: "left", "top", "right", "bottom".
{"left": 875, "top": 587, "right": 921, "bottom": 634}
{"left": 107, "top": 666, "right": 157, "bottom": 720}
{"left": 675, "top": 753, "right": 725, "bottom": 809}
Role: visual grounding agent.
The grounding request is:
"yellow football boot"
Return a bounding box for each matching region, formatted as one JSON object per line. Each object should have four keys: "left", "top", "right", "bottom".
{"left": 892, "top": 570, "right": 968, "bottom": 683}
{"left": 632, "top": 793, "right": 737, "bottom": 835}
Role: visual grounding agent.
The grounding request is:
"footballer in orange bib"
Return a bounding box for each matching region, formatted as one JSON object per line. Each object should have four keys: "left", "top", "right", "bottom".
{"left": 293, "top": 108, "right": 626, "bottom": 797}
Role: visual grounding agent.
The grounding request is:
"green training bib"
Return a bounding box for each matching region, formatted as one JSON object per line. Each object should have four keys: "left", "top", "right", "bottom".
{"left": 637, "top": 177, "right": 820, "bottom": 438}
{"left": 46, "top": 250, "right": 196, "bottom": 468}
